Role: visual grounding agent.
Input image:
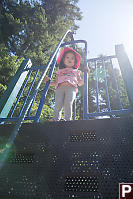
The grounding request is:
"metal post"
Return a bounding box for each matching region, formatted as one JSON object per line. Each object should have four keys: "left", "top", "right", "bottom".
{"left": 102, "top": 58, "right": 111, "bottom": 111}
{"left": 115, "top": 44, "right": 133, "bottom": 107}
{"left": 94, "top": 60, "right": 100, "bottom": 112}
{"left": 83, "top": 41, "right": 88, "bottom": 120}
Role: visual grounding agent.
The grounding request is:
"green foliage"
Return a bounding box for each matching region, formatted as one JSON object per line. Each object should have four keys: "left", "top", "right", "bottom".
{"left": 0, "top": 44, "right": 23, "bottom": 98}
{"left": 0, "top": 0, "right": 82, "bottom": 121}
{"left": 0, "top": 0, "right": 82, "bottom": 66}
{"left": 40, "top": 104, "right": 54, "bottom": 122}
{"left": 0, "top": 83, "right": 7, "bottom": 98}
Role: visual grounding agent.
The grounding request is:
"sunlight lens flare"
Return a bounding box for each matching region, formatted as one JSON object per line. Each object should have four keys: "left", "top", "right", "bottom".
{"left": 0, "top": 137, "right": 16, "bottom": 169}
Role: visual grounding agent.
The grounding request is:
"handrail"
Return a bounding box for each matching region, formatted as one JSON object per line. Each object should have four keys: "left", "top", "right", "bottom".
{"left": 87, "top": 54, "right": 133, "bottom": 119}
{"left": 0, "top": 30, "right": 71, "bottom": 170}
{"left": 0, "top": 35, "right": 88, "bottom": 123}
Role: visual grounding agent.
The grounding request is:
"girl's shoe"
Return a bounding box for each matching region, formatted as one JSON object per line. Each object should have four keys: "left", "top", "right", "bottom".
{"left": 48, "top": 119, "right": 54, "bottom": 122}
{"left": 59, "top": 119, "right": 66, "bottom": 121}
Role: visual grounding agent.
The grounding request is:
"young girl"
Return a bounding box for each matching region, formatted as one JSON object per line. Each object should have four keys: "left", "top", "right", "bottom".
{"left": 44, "top": 47, "right": 90, "bottom": 121}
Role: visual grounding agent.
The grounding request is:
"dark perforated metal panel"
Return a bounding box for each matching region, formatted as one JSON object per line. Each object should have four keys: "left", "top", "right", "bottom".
{"left": 0, "top": 117, "right": 133, "bottom": 199}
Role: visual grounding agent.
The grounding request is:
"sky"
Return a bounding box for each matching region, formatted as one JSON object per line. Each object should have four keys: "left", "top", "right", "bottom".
{"left": 75, "top": 0, "right": 133, "bottom": 66}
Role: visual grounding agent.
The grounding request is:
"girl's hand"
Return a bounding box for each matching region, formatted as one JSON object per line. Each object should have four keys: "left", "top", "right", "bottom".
{"left": 44, "top": 76, "right": 57, "bottom": 87}
{"left": 84, "top": 66, "right": 90, "bottom": 74}
{"left": 44, "top": 76, "right": 50, "bottom": 83}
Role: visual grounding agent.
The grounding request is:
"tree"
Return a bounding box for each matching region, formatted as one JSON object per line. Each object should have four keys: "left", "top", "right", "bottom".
{"left": 0, "top": 44, "right": 23, "bottom": 98}
{"left": 0, "top": 0, "right": 82, "bottom": 65}
{"left": 0, "top": 0, "right": 82, "bottom": 121}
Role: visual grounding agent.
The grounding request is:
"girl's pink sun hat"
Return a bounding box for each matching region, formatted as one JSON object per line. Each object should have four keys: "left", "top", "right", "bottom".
{"left": 57, "top": 47, "right": 81, "bottom": 69}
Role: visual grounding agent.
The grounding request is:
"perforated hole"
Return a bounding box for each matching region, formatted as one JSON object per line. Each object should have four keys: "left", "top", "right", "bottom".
{"left": 6, "top": 176, "right": 41, "bottom": 198}
{"left": 71, "top": 152, "right": 100, "bottom": 173}
{"left": 65, "top": 176, "right": 98, "bottom": 192}
{"left": 71, "top": 160, "right": 99, "bottom": 173}
{"left": 8, "top": 152, "right": 34, "bottom": 164}
{"left": 21, "top": 142, "right": 47, "bottom": 153}
{"left": 102, "top": 168, "right": 112, "bottom": 178}
{"left": 39, "top": 143, "right": 46, "bottom": 152}
{"left": 112, "top": 153, "right": 121, "bottom": 162}
{"left": 70, "top": 130, "right": 96, "bottom": 142}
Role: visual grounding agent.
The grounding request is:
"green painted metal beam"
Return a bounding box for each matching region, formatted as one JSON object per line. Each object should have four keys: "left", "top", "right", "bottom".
{"left": 115, "top": 44, "right": 133, "bottom": 107}
{"left": 0, "top": 59, "right": 32, "bottom": 118}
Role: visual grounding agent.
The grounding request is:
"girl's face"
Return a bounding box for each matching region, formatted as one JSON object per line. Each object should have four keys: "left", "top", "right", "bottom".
{"left": 63, "top": 52, "right": 76, "bottom": 68}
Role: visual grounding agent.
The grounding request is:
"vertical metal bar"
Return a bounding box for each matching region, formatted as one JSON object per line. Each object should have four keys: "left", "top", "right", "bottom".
{"left": 26, "top": 70, "right": 46, "bottom": 118}
{"left": 109, "top": 58, "right": 123, "bottom": 110}
{"left": 34, "top": 55, "right": 57, "bottom": 123}
{"left": 102, "top": 58, "right": 111, "bottom": 111}
{"left": 95, "top": 60, "right": 100, "bottom": 112}
{"left": 73, "top": 99, "right": 76, "bottom": 120}
{"left": 70, "top": 33, "right": 76, "bottom": 120}
{"left": 115, "top": 44, "right": 133, "bottom": 107}
{"left": 18, "top": 70, "right": 39, "bottom": 117}
{"left": 9, "top": 70, "right": 32, "bottom": 118}
{"left": 26, "top": 95, "right": 36, "bottom": 117}
{"left": 83, "top": 41, "right": 88, "bottom": 120}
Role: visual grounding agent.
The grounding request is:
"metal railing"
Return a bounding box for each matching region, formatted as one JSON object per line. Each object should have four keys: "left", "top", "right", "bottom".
{"left": 0, "top": 39, "right": 88, "bottom": 124}
{"left": 0, "top": 30, "right": 72, "bottom": 124}
{"left": 86, "top": 54, "right": 133, "bottom": 119}
{"left": 0, "top": 38, "right": 133, "bottom": 124}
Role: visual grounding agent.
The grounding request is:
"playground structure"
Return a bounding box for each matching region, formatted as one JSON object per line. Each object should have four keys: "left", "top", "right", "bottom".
{"left": 0, "top": 31, "right": 133, "bottom": 198}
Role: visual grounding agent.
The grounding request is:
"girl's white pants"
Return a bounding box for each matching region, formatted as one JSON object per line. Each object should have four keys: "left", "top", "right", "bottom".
{"left": 53, "top": 85, "right": 76, "bottom": 121}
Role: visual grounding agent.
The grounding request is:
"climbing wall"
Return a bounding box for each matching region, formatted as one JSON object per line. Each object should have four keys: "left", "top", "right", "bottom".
{"left": 0, "top": 117, "right": 133, "bottom": 199}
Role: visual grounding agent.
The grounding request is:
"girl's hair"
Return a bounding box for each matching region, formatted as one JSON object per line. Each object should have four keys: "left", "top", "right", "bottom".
{"left": 59, "top": 50, "right": 77, "bottom": 69}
